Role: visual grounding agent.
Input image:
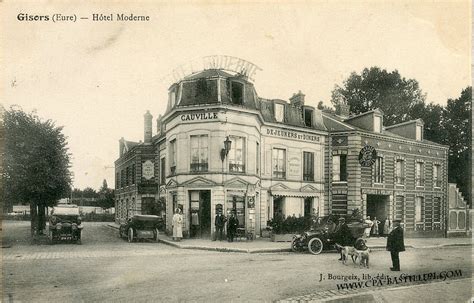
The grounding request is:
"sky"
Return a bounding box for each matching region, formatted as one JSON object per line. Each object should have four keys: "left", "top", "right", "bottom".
{"left": 2, "top": 1, "right": 471, "bottom": 190}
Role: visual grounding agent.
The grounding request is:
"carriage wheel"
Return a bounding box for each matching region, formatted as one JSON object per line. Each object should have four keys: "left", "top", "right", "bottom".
{"left": 291, "top": 238, "right": 299, "bottom": 252}
{"left": 308, "top": 237, "right": 324, "bottom": 255}
{"left": 128, "top": 228, "right": 134, "bottom": 243}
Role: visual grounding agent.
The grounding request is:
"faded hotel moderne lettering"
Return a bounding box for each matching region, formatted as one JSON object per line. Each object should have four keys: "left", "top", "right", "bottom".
{"left": 92, "top": 13, "right": 150, "bottom": 21}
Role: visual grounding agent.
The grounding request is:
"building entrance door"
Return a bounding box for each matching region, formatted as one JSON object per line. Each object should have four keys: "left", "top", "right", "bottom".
{"left": 189, "top": 190, "right": 211, "bottom": 238}
{"left": 366, "top": 195, "right": 389, "bottom": 233}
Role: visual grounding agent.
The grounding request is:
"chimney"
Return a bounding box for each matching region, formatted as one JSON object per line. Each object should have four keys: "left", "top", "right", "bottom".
{"left": 119, "top": 137, "right": 125, "bottom": 156}
{"left": 289, "top": 90, "right": 305, "bottom": 107}
{"left": 144, "top": 110, "right": 153, "bottom": 143}
{"left": 156, "top": 114, "right": 162, "bottom": 135}
{"left": 336, "top": 103, "right": 350, "bottom": 118}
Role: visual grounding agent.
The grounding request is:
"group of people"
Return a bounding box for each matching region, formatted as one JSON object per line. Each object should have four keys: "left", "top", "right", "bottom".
{"left": 334, "top": 215, "right": 405, "bottom": 271}
{"left": 363, "top": 216, "right": 393, "bottom": 238}
{"left": 215, "top": 210, "right": 239, "bottom": 242}
{"left": 171, "top": 207, "right": 240, "bottom": 242}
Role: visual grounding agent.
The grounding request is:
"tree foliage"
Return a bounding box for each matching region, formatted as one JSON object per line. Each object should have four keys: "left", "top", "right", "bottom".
{"left": 442, "top": 87, "right": 471, "bottom": 204}
{"left": 3, "top": 107, "right": 72, "bottom": 234}
{"left": 97, "top": 179, "right": 115, "bottom": 209}
{"left": 3, "top": 107, "right": 72, "bottom": 208}
{"left": 331, "top": 67, "right": 426, "bottom": 125}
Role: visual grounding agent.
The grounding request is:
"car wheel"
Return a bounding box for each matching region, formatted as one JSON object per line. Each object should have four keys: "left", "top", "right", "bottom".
{"left": 154, "top": 228, "right": 159, "bottom": 242}
{"left": 308, "top": 237, "right": 324, "bottom": 255}
{"left": 291, "top": 238, "right": 300, "bottom": 252}
{"left": 128, "top": 228, "right": 134, "bottom": 243}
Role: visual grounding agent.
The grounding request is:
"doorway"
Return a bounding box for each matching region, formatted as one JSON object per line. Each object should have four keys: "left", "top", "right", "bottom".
{"left": 189, "top": 190, "right": 211, "bottom": 238}
{"left": 366, "top": 194, "right": 389, "bottom": 223}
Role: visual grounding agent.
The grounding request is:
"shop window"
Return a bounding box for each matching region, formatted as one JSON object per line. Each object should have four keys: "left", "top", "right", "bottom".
{"left": 231, "top": 82, "right": 243, "bottom": 105}
{"left": 274, "top": 103, "right": 284, "bottom": 122}
{"left": 190, "top": 135, "right": 209, "bottom": 172}
{"left": 272, "top": 148, "right": 286, "bottom": 179}
{"left": 332, "top": 154, "right": 347, "bottom": 182}
{"left": 304, "top": 108, "right": 313, "bottom": 127}
{"left": 374, "top": 157, "right": 383, "bottom": 183}
{"left": 433, "top": 164, "right": 441, "bottom": 187}
{"left": 228, "top": 136, "right": 245, "bottom": 173}
{"left": 160, "top": 157, "right": 166, "bottom": 184}
{"left": 169, "top": 139, "right": 176, "bottom": 175}
{"left": 303, "top": 151, "right": 314, "bottom": 181}
{"left": 304, "top": 197, "right": 313, "bottom": 217}
{"left": 395, "top": 159, "right": 404, "bottom": 184}
{"left": 227, "top": 193, "right": 245, "bottom": 228}
{"left": 416, "top": 162, "right": 424, "bottom": 186}
{"left": 415, "top": 197, "right": 424, "bottom": 223}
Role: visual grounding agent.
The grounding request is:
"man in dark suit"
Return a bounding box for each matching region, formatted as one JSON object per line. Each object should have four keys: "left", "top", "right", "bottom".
{"left": 214, "top": 210, "right": 227, "bottom": 241}
{"left": 335, "top": 217, "right": 352, "bottom": 261}
{"left": 227, "top": 210, "right": 239, "bottom": 242}
{"left": 386, "top": 219, "right": 405, "bottom": 271}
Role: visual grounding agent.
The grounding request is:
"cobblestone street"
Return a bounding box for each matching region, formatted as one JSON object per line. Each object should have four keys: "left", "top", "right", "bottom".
{"left": 2, "top": 221, "right": 472, "bottom": 302}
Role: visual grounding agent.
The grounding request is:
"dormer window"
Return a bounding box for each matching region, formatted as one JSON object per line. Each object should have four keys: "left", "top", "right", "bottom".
{"left": 374, "top": 115, "right": 382, "bottom": 133}
{"left": 275, "top": 103, "right": 284, "bottom": 122}
{"left": 231, "top": 82, "right": 243, "bottom": 105}
{"left": 304, "top": 108, "right": 313, "bottom": 127}
{"left": 416, "top": 125, "right": 423, "bottom": 141}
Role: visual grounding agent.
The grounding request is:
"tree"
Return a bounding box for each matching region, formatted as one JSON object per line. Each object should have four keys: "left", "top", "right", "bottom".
{"left": 331, "top": 67, "right": 426, "bottom": 125}
{"left": 442, "top": 87, "right": 471, "bottom": 206}
{"left": 3, "top": 107, "right": 72, "bottom": 235}
{"left": 97, "top": 179, "right": 114, "bottom": 209}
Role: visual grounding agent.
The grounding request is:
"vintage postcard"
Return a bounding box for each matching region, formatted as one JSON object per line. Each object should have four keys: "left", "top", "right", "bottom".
{"left": 1, "top": 1, "right": 472, "bottom": 302}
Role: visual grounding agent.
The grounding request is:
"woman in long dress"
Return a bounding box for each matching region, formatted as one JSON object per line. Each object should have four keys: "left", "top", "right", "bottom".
{"left": 172, "top": 208, "right": 183, "bottom": 241}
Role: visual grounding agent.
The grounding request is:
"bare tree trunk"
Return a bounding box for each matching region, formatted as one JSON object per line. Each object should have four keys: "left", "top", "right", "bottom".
{"left": 30, "top": 202, "right": 37, "bottom": 237}
{"left": 37, "top": 203, "right": 45, "bottom": 235}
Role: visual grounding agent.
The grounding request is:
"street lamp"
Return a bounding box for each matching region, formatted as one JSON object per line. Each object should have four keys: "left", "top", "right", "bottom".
{"left": 220, "top": 136, "right": 232, "bottom": 161}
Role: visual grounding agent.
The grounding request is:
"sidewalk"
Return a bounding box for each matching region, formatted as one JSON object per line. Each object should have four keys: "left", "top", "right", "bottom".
{"left": 107, "top": 223, "right": 471, "bottom": 253}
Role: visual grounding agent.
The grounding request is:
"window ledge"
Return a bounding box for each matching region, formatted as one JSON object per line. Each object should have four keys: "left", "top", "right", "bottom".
{"left": 332, "top": 181, "right": 348, "bottom": 184}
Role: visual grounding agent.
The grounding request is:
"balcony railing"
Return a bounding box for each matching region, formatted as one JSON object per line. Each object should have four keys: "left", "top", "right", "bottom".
{"left": 229, "top": 163, "right": 245, "bottom": 173}
{"left": 273, "top": 171, "right": 286, "bottom": 179}
{"left": 395, "top": 176, "right": 405, "bottom": 184}
{"left": 415, "top": 178, "right": 425, "bottom": 186}
{"left": 190, "top": 163, "right": 208, "bottom": 172}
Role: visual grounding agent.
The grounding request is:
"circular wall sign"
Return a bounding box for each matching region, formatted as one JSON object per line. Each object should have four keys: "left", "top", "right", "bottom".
{"left": 358, "top": 145, "right": 377, "bottom": 167}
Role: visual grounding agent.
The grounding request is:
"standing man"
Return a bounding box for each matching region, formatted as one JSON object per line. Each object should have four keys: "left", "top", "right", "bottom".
{"left": 335, "top": 217, "right": 351, "bottom": 261}
{"left": 214, "top": 210, "right": 226, "bottom": 241}
{"left": 227, "top": 210, "right": 239, "bottom": 242}
{"left": 386, "top": 219, "right": 405, "bottom": 271}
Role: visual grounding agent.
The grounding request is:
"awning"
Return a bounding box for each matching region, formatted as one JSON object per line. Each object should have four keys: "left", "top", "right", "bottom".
{"left": 271, "top": 190, "right": 322, "bottom": 198}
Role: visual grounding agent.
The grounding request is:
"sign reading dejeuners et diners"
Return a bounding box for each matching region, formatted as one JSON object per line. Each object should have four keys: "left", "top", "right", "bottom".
{"left": 265, "top": 128, "right": 320, "bottom": 142}
{"left": 142, "top": 160, "right": 154, "bottom": 180}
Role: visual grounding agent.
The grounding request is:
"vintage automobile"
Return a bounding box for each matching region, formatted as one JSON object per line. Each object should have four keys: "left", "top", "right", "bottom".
{"left": 291, "top": 215, "right": 368, "bottom": 255}
{"left": 48, "top": 204, "right": 83, "bottom": 244}
{"left": 119, "top": 215, "right": 163, "bottom": 243}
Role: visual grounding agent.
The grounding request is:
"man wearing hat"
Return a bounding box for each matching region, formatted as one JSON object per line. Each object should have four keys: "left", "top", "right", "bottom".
{"left": 335, "top": 217, "right": 351, "bottom": 261}
{"left": 386, "top": 219, "right": 405, "bottom": 271}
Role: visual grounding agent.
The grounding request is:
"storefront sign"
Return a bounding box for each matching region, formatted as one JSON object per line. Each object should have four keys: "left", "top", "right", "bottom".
{"left": 265, "top": 128, "right": 320, "bottom": 142}
{"left": 180, "top": 112, "right": 218, "bottom": 121}
{"left": 358, "top": 145, "right": 377, "bottom": 167}
{"left": 142, "top": 160, "right": 154, "bottom": 180}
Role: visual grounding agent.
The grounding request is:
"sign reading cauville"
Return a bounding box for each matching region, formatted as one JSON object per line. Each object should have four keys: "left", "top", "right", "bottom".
{"left": 180, "top": 112, "right": 218, "bottom": 121}
{"left": 142, "top": 160, "right": 154, "bottom": 180}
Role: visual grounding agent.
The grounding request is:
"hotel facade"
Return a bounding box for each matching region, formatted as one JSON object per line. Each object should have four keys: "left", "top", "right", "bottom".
{"left": 115, "top": 64, "right": 458, "bottom": 238}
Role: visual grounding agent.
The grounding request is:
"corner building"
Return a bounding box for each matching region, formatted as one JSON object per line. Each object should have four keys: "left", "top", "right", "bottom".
{"left": 115, "top": 66, "right": 450, "bottom": 238}
{"left": 151, "top": 69, "right": 327, "bottom": 238}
